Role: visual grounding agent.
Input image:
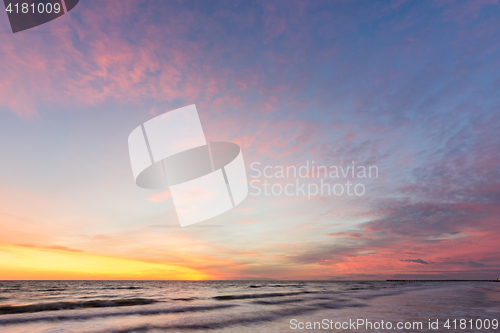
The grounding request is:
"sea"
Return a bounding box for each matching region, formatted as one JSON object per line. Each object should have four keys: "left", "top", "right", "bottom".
{"left": 0, "top": 280, "right": 499, "bottom": 332}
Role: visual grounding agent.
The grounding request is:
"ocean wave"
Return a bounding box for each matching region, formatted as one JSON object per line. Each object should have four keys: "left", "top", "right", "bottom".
{"left": 252, "top": 298, "right": 306, "bottom": 305}
{"left": 0, "top": 298, "right": 159, "bottom": 315}
{"left": 36, "top": 288, "right": 67, "bottom": 292}
{"left": 248, "top": 284, "right": 305, "bottom": 289}
{"left": 98, "top": 302, "right": 365, "bottom": 332}
{"left": 213, "top": 291, "right": 312, "bottom": 300}
{"left": 0, "top": 304, "right": 236, "bottom": 326}
{"left": 316, "top": 301, "right": 367, "bottom": 309}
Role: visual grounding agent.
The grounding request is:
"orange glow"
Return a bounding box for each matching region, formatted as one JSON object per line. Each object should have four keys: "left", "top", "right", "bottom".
{"left": 0, "top": 244, "right": 210, "bottom": 280}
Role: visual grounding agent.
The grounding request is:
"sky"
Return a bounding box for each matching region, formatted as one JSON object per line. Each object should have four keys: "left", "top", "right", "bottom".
{"left": 0, "top": 0, "right": 499, "bottom": 280}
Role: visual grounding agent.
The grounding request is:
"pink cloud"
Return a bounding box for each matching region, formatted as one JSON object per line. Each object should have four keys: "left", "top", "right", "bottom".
{"left": 148, "top": 191, "right": 172, "bottom": 203}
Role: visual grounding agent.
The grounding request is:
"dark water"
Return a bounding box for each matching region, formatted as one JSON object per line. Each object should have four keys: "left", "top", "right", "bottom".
{"left": 0, "top": 280, "right": 499, "bottom": 332}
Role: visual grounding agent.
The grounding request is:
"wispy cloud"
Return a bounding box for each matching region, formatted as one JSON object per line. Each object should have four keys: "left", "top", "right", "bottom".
{"left": 401, "top": 259, "right": 429, "bottom": 265}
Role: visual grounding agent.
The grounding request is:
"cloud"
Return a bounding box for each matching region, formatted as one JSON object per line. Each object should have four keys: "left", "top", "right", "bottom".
{"left": 442, "top": 260, "right": 487, "bottom": 267}
{"left": 148, "top": 191, "right": 172, "bottom": 203}
{"left": 400, "top": 259, "right": 429, "bottom": 264}
{"left": 16, "top": 244, "right": 84, "bottom": 253}
{"left": 467, "top": 261, "right": 487, "bottom": 267}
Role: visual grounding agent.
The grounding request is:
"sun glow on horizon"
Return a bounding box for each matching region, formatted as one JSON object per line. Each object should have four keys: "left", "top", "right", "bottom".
{"left": 0, "top": 244, "right": 210, "bottom": 280}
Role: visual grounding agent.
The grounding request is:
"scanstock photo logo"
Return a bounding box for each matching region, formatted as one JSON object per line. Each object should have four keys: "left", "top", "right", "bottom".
{"left": 128, "top": 105, "right": 249, "bottom": 227}
{"left": 4, "top": 0, "right": 79, "bottom": 33}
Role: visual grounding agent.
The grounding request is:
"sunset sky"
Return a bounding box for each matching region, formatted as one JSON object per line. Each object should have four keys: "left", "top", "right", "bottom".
{"left": 0, "top": 0, "right": 499, "bottom": 280}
